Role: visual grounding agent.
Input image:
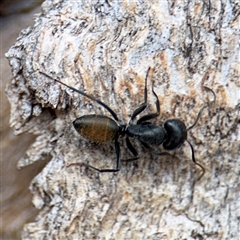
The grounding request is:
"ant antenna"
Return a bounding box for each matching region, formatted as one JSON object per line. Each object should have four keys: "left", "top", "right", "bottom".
{"left": 186, "top": 140, "right": 205, "bottom": 180}
{"left": 186, "top": 86, "right": 216, "bottom": 179}
{"left": 187, "top": 86, "right": 216, "bottom": 131}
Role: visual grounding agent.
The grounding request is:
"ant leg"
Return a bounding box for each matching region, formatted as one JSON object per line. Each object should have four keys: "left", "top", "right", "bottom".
{"left": 187, "top": 86, "right": 216, "bottom": 131}
{"left": 186, "top": 140, "right": 205, "bottom": 180}
{"left": 84, "top": 164, "right": 120, "bottom": 172}
{"left": 137, "top": 86, "right": 160, "bottom": 124}
{"left": 67, "top": 162, "right": 87, "bottom": 169}
{"left": 114, "top": 139, "right": 121, "bottom": 170}
{"left": 122, "top": 137, "right": 139, "bottom": 162}
{"left": 130, "top": 67, "right": 151, "bottom": 122}
{"left": 39, "top": 71, "right": 120, "bottom": 122}
{"left": 140, "top": 141, "right": 170, "bottom": 156}
{"left": 85, "top": 139, "right": 121, "bottom": 172}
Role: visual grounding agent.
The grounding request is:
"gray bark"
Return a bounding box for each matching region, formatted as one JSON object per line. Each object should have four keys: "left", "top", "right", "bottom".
{"left": 5, "top": 0, "right": 240, "bottom": 239}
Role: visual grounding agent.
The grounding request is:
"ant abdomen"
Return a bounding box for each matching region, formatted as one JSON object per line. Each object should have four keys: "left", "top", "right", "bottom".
{"left": 73, "top": 115, "right": 120, "bottom": 143}
{"left": 163, "top": 119, "right": 187, "bottom": 150}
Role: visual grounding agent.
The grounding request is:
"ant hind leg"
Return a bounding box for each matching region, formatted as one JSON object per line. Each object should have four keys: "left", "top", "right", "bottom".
{"left": 68, "top": 140, "right": 121, "bottom": 172}
{"left": 130, "top": 67, "right": 151, "bottom": 122}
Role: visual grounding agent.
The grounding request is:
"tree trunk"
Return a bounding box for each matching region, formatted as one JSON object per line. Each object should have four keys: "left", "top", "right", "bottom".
{"left": 5, "top": 0, "right": 239, "bottom": 239}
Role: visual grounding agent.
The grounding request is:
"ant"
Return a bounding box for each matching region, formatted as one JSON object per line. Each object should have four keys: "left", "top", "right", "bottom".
{"left": 40, "top": 68, "right": 215, "bottom": 178}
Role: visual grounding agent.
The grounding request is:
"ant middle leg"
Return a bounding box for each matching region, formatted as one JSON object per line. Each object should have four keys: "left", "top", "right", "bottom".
{"left": 121, "top": 137, "right": 139, "bottom": 162}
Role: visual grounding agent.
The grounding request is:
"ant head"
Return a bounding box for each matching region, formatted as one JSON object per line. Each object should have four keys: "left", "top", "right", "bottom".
{"left": 163, "top": 119, "right": 187, "bottom": 150}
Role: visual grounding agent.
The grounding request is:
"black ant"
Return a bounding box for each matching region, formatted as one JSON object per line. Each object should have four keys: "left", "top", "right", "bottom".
{"left": 40, "top": 69, "right": 215, "bottom": 178}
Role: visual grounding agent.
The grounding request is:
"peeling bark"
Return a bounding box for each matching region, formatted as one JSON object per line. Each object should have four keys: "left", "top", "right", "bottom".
{"left": 5, "top": 0, "right": 239, "bottom": 239}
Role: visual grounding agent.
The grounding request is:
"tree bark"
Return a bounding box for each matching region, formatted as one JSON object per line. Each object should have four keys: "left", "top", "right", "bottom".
{"left": 5, "top": 0, "right": 239, "bottom": 239}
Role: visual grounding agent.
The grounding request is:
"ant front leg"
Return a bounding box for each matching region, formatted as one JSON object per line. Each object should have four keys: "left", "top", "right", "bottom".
{"left": 140, "top": 141, "right": 170, "bottom": 156}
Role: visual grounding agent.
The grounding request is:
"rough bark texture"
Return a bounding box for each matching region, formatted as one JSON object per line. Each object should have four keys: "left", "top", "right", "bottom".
{"left": 5, "top": 0, "right": 239, "bottom": 239}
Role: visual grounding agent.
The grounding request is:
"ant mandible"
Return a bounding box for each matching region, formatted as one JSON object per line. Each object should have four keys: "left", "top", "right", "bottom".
{"left": 40, "top": 68, "right": 215, "bottom": 178}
